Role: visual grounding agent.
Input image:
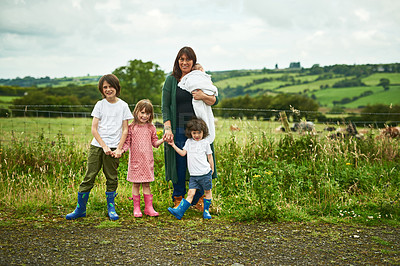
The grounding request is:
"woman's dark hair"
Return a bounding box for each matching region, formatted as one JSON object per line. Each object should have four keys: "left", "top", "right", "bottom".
{"left": 185, "top": 118, "right": 209, "bottom": 139}
{"left": 172, "top": 46, "right": 197, "bottom": 80}
{"left": 98, "top": 74, "right": 121, "bottom": 97}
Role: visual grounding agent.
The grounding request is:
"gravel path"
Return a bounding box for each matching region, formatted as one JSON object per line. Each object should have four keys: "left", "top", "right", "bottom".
{"left": 0, "top": 217, "right": 399, "bottom": 265}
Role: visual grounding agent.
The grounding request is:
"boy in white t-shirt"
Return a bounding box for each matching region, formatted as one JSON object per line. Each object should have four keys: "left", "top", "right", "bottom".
{"left": 167, "top": 118, "right": 214, "bottom": 219}
{"left": 66, "top": 74, "right": 133, "bottom": 221}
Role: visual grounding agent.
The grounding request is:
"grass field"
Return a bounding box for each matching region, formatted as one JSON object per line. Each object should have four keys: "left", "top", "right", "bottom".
{"left": 312, "top": 86, "right": 382, "bottom": 107}
{"left": 36, "top": 75, "right": 100, "bottom": 88}
{"left": 0, "top": 117, "right": 285, "bottom": 147}
{"left": 276, "top": 77, "right": 347, "bottom": 94}
{"left": 1, "top": 116, "right": 398, "bottom": 225}
{"left": 212, "top": 71, "right": 400, "bottom": 109}
{"left": 0, "top": 96, "right": 19, "bottom": 103}
{"left": 362, "top": 73, "right": 400, "bottom": 86}
{"left": 344, "top": 85, "right": 400, "bottom": 108}
{"left": 214, "top": 72, "right": 292, "bottom": 89}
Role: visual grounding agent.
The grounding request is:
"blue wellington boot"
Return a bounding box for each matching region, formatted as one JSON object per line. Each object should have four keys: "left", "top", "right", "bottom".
{"left": 106, "top": 192, "right": 119, "bottom": 221}
{"left": 66, "top": 192, "right": 90, "bottom": 220}
{"left": 203, "top": 198, "right": 212, "bottom": 219}
{"left": 168, "top": 198, "right": 191, "bottom": 220}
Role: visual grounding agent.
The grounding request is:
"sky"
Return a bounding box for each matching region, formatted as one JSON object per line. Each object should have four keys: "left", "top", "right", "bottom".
{"left": 0, "top": 0, "right": 399, "bottom": 79}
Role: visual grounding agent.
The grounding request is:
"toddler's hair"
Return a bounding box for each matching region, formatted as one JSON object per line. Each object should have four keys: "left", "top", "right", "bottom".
{"left": 133, "top": 99, "right": 154, "bottom": 124}
{"left": 98, "top": 74, "right": 121, "bottom": 97}
{"left": 185, "top": 118, "right": 209, "bottom": 139}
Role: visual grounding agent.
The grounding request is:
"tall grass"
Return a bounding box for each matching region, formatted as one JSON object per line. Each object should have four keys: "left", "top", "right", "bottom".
{"left": 0, "top": 128, "right": 399, "bottom": 224}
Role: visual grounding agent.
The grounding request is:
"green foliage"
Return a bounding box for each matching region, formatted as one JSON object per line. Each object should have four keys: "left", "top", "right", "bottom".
{"left": 360, "top": 104, "right": 400, "bottom": 127}
{"left": 112, "top": 59, "right": 165, "bottom": 105}
{"left": 332, "top": 78, "right": 366, "bottom": 88}
{"left": 218, "top": 94, "right": 321, "bottom": 121}
{"left": 0, "top": 85, "right": 37, "bottom": 96}
{"left": 0, "top": 75, "right": 100, "bottom": 88}
{"left": 0, "top": 121, "right": 399, "bottom": 224}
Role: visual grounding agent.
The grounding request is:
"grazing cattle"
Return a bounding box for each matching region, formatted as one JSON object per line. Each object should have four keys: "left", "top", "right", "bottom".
{"left": 330, "top": 122, "right": 363, "bottom": 139}
{"left": 379, "top": 126, "right": 400, "bottom": 138}
{"left": 292, "top": 121, "right": 315, "bottom": 133}
{"left": 275, "top": 126, "right": 286, "bottom": 132}
{"left": 230, "top": 125, "right": 240, "bottom": 131}
{"left": 324, "top": 126, "right": 336, "bottom": 132}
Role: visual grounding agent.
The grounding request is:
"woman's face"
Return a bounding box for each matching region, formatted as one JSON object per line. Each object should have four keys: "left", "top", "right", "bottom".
{"left": 179, "top": 53, "right": 193, "bottom": 76}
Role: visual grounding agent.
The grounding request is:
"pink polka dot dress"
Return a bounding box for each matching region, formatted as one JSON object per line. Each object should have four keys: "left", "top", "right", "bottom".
{"left": 122, "top": 123, "right": 160, "bottom": 183}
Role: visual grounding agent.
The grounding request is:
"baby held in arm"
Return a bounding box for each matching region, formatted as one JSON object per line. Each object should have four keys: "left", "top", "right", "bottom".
{"left": 178, "top": 63, "right": 218, "bottom": 143}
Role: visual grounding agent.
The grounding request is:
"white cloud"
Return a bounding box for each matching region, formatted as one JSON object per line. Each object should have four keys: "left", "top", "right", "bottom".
{"left": 0, "top": 0, "right": 399, "bottom": 78}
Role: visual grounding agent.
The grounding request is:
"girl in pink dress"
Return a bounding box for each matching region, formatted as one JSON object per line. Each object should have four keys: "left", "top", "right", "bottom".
{"left": 122, "top": 99, "right": 164, "bottom": 217}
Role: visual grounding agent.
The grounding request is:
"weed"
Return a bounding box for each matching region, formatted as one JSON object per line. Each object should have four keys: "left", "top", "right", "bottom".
{"left": 1, "top": 126, "right": 399, "bottom": 225}
{"left": 95, "top": 221, "right": 122, "bottom": 229}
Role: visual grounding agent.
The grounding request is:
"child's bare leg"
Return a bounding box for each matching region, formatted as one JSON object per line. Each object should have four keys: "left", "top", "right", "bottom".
{"left": 132, "top": 183, "right": 141, "bottom": 195}
{"left": 204, "top": 190, "right": 212, "bottom": 200}
{"left": 142, "top": 182, "right": 151, "bottom": 195}
{"left": 185, "top": 189, "right": 197, "bottom": 204}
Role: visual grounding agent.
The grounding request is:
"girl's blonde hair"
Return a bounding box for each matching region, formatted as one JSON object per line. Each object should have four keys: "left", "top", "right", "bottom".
{"left": 132, "top": 99, "right": 154, "bottom": 124}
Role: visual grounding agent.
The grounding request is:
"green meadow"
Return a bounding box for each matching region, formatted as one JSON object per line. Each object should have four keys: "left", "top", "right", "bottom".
{"left": 214, "top": 72, "right": 400, "bottom": 109}
{"left": 0, "top": 117, "right": 398, "bottom": 225}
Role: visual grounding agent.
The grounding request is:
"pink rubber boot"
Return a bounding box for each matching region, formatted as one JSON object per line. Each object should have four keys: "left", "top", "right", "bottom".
{"left": 143, "top": 194, "right": 159, "bottom": 217}
{"left": 129, "top": 194, "right": 142, "bottom": 218}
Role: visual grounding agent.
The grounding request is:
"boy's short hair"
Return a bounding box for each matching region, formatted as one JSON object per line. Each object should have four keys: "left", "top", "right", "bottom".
{"left": 185, "top": 118, "right": 209, "bottom": 139}
{"left": 98, "top": 74, "right": 121, "bottom": 97}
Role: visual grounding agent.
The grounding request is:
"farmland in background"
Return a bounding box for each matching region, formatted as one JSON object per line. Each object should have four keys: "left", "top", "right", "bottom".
{"left": 213, "top": 72, "right": 400, "bottom": 109}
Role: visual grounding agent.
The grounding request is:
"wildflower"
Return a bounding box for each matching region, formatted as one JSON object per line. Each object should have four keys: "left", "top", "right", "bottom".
{"left": 368, "top": 216, "right": 373, "bottom": 219}
{"left": 346, "top": 163, "right": 351, "bottom": 165}
{"left": 253, "top": 174, "right": 261, "bottom": 178}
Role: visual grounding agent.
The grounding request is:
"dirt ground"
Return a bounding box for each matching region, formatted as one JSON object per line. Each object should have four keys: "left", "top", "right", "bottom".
{"left": 0, "top": 215, "right": 399, "bottom": 265}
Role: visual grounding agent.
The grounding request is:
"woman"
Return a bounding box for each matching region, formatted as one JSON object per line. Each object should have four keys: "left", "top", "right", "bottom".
{"left": 162, "top": 46, "right": 218, "bottom": 210}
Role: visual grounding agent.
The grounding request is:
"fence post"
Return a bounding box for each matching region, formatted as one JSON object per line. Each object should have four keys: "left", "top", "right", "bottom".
{"left": 280, "top": 111, "right": 291, "bottom": 133}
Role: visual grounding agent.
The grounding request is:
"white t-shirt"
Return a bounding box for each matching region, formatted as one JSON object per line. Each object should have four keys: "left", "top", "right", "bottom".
{"left": 182, "top": 138, "right": 212, "bottom": 176}
{"left": 90, "top": 98, "right": 133, "bottom": 148}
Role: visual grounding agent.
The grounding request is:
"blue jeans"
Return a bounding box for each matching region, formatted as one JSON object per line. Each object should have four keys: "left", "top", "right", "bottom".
{"left": 173, "top": 127, "right": 204, "bottom": 205}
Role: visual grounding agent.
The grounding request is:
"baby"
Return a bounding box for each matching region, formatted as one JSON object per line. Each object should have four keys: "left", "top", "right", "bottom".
{"left": 178, "top": 63, "right": 218, "bottom": 143}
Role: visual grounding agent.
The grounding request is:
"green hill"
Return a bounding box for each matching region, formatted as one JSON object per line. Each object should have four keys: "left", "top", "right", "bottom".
{"left": 1, "top": 63, "right": 400, "bottom": 111}
{"left": 211, "top": 67, "right": 400, "bottom": 109}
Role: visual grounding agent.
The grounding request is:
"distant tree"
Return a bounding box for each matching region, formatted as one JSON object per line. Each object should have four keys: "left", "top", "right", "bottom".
{"left": 361, "top": 104, "right": 400, "bottom": 127}
{"left": 113, "top": 59, "right": 165, "bottom": 105}
{"left": 378, "top": 78, "right": 390, "bottom": 91}
{"left": 332, "top": 78, "right": 365, "bottom": 88}
{"left": 310, "top": 64, "right": 324, "bottom": 75}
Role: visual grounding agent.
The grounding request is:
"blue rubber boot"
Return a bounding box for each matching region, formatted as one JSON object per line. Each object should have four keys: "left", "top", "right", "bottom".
{"left": 168, "top": 198, "right": 191, "bottom": 220}
{"left": 106, "top": 192, "right": 119, "bottom": 221}
{"left": 203, "top": 198, "right": 212, "bottom": 219}
{"left": 66, "top": 192, "right": 90, "bottom": 220}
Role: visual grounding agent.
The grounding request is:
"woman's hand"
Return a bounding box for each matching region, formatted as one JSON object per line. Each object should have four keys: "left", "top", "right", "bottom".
{"left": 192, "top": 89, "right": 216, "bottom": 105}
{"left": 163, "top": 122, "right": 174, "bottom": 143}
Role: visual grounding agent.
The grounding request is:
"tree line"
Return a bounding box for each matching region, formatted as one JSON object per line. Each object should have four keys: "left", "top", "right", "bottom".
{"left": 1, "top": 61, "right": 399, "bottom": 127}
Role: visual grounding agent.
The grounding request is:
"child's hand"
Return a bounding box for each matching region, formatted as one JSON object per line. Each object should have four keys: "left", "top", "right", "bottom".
{"left": 113, "top": 148, "right": 123, "bottom": 158}
{"left": 103, "top": 146, "right": 112, "bottom": 155}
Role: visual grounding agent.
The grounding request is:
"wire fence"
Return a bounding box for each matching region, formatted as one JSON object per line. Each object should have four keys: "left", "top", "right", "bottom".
{"left": 1, "top": 104, "right": 399, "bottom": 145}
